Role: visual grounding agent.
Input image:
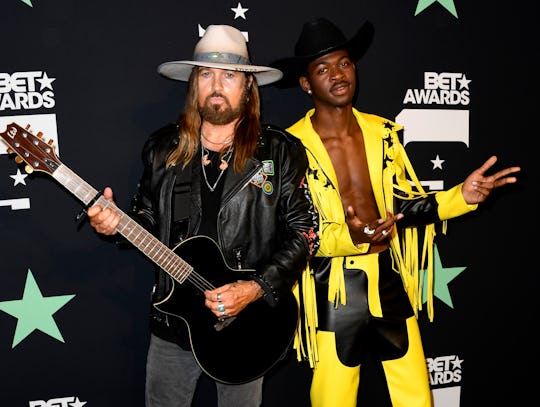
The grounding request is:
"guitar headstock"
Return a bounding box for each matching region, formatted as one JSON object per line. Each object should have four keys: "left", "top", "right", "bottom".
{"left": 0, "top": 122, "right": 61, "bottom": 175}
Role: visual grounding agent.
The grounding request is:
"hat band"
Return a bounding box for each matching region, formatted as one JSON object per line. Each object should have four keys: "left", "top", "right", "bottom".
{"left": 194, "top": 52, "right": 251, "bottom": 66}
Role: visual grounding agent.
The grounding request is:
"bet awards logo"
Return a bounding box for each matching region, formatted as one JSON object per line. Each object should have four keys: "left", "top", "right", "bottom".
{"left": 428, "top": 354, "right": 463, "bottom": 385}
{"left": 0, "top": 70, "right": 60, "bottom": 212}
{"left": 395, "top": 71, "right": 472, "bottom": 192}
{"left": 0, "top": 71, "right": 59, "bottom": 155}
{"left": 0, "top": 71, "right": 56, "bottom": 111}
{"left": 29, "top": 396, "right": 86, "bottom": 407}
{"left": 403, "top": 72, "right": 470, "bottom": 106}
{"left": 397, "top": 71, "right": 471, "bottom": 150}
{"left": 428, "top": 354, "right": 463, "bottom": 407}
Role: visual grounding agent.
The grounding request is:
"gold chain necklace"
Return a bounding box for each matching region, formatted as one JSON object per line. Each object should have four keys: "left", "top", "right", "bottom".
{"left": 201, "top": 132, "right": 233, "bottom": 146}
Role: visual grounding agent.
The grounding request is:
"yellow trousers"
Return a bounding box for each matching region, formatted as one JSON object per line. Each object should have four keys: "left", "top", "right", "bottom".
{"left": 310, "top": 317, "right": 432, "bottom": 407}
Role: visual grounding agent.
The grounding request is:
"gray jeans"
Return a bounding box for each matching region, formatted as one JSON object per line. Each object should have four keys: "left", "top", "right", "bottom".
{"left": 145, "top": 334, "right": 264, "bottom": 407}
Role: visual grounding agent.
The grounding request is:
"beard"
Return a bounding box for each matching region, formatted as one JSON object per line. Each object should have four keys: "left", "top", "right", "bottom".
{"left": 199, "top": 91, "right": 247, "bottom": 125}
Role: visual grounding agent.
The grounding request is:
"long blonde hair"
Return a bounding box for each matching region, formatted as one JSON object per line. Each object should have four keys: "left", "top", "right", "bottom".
{"left": 166, "top": 68, "right": 262, "bottom": 173}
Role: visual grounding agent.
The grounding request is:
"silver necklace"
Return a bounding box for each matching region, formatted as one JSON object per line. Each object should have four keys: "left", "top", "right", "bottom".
{"left": 201, "top": 145, "right": 233, "bottom": 192}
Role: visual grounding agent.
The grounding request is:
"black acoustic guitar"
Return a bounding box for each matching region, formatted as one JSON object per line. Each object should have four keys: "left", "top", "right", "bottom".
{"left": 0, "top": 122, "right": 299, "bottom": 384}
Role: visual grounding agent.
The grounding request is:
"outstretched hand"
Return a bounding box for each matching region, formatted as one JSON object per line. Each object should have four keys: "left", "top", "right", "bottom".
{"left": 461, "top": 156, "right": 520, "bottom": 204}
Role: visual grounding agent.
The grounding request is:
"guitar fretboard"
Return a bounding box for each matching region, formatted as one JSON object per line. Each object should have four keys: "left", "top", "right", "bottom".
{"left": 53, "top": 164, "right": 194, "bottom": 285}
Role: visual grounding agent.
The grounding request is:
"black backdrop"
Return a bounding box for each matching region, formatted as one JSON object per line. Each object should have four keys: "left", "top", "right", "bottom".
{"left": 1, "top": 1, "right": 535, "bottom": 406}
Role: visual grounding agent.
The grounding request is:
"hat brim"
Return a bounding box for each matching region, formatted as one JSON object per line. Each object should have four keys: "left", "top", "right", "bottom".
{"left": 271, "top": 20, "right": 374, "bottom": 88}
{"left": 157, "top": 61, "right": 283, "bottom": 86}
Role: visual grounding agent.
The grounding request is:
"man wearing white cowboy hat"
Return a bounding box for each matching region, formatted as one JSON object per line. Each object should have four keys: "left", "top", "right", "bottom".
{"left": 87, "top": 24, "right": 319, "bottom": 407}
{"left": 272, "top": 17, "right": 520, "bottom": 407}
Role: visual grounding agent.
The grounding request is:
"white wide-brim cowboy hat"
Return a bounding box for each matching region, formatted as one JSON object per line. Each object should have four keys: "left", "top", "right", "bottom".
{"left": 270, "top": 18, "right": 374, "bottom": 88}
{"left": 158, "top": 25, "right": 283, "bottom": 86}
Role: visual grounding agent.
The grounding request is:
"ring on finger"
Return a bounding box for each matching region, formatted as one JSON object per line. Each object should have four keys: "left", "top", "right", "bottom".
{"left": 382, "top": 229, "right": 388, "bottom": 236}
{"left": 363, "top": 225, "right": 375, "bottom": 235}
{"left": 217, "top": 303, "right": 225, "bottom": 313}
{"left": 216, "top": 293, "right": 221, "bottom": 302}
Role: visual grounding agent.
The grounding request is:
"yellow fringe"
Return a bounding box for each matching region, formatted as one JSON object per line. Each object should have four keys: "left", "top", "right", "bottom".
{"left": 293, "top": 266, "right": 319, "bottom": 368}
{"left": 328, "top": 257, "right": 346, "bottom": 307}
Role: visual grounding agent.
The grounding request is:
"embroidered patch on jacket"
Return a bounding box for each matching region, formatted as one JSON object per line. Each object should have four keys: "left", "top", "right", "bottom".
{"left": 250, "top": 160, "right": 274, "bottom": 195}
{"left": 261, "top": 160, "right": 275, "bottom": 176}
{"left": 262, "top": 181, "right": 274, "bottom": 195}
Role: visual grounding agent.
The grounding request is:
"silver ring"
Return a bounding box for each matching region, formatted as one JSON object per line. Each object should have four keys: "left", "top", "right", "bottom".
{"left": 216, "top": 293, "right": 221, "bottom": 302}
{"left": 217, "top": 303, "right": 225, "bottom": 313}
{"left": 382, "top": 229, "right": 388, "bottom": 236}
{"left": 363, "top": 225, "right": 375, "bottom": 235}
{"left": 220, "top": 310, "right": 227, "bottom": 317}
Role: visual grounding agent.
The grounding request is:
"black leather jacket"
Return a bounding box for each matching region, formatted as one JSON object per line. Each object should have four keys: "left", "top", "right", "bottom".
{"left": 129, "top": 123, "right": 319, "bottom": 345}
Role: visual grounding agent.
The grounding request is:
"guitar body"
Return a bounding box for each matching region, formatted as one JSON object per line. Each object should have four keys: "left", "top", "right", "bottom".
{"left": 153, "top": 235, "right": 299, "bottom": 384}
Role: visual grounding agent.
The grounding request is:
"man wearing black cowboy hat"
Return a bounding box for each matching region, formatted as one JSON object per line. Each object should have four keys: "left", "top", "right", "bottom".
{"left": 88, "top": 24, "right": 319, "bottom": 407}
{"left": 272, "top": 17, "right": 519, "bottom": 407}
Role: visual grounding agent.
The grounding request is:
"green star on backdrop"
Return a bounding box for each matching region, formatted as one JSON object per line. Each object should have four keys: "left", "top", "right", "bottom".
{"left": 415, "top": 0, "right": 458, "bottom": 18}
{"left": 421, "top": 245, "right": 466, "bottom": 308}
{"left": 0, "top": 269, "right": 75, "bottom": 348}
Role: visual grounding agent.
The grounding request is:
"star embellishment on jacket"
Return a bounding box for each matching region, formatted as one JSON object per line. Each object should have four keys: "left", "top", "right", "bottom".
{"left": 0, "top": 269, "right": 75, "bottom": 347}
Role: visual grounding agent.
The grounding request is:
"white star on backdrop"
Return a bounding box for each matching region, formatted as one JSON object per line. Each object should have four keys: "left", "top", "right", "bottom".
{"left": 431, "top": 154, "right": 445, "bottom": 170}
{"left": 70, "top": 397, "right": 87, "bottom": 407}
{"left": 10, "top": 168, "right": 28, "bottom": 186}
{"left": 36, "top": 72, "right": 56, "bottom": 90}
{"left": 231, "top": 2, "right": 248, "bottom": 19}
{"left": 451, "top": 357, "right": 463, "bottom": 370}
{"left": 457, "top": 74, "right": 471, "bottom": 89}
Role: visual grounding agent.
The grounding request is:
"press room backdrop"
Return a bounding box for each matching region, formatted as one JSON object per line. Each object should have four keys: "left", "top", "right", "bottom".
{"left": 1, "top": 1, "right": 535, "bottom": 406}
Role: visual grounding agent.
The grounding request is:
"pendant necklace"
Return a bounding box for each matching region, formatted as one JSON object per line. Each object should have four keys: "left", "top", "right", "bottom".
{"left": 201, "top": 143, "right": 233, "bottom": 192}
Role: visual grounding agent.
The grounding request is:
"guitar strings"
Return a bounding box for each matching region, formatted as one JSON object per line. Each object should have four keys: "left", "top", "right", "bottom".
{"left": 105, "top": 200, "right": 216, "bottom": 293}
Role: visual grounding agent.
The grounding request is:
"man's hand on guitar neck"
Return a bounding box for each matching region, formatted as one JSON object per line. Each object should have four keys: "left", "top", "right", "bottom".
{"left": 205, "top": 280, "right": 265, "bottom": 319}
{"left": 88, "top": 187, "right": 120, "bottom": 236}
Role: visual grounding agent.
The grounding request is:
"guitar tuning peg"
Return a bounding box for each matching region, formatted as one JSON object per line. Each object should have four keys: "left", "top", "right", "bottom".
{"left": 14, "top": 156, "right": 23, "bottom": 164}
{"left": 36, "top": 131, "right": 43, "bottom": 138}
{"left": 25, "top": 124, "right": 31, "bottom": 130}
{"left": 48, "top": 139, "right": 54, "bottom": 145}
{"left": 24, "top": 165, "right": 34, "bottom": 174}
{"left": 7, "top": 148, "right": 13, "bottom": 154}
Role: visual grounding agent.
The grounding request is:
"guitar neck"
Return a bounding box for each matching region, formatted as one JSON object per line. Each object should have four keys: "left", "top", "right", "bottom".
{"left": 52, "top": 164, "right": 191, "bottom": 283}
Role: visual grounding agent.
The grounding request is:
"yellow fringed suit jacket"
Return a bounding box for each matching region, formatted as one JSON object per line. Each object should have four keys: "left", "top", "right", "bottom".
{"left": 287, "top": 108, "right": 476, "bottom": 364}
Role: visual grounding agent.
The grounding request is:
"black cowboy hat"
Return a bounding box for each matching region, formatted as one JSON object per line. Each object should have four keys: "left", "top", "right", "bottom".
{"left": 271, "top": 18, "right": 374, "bottom": 88}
